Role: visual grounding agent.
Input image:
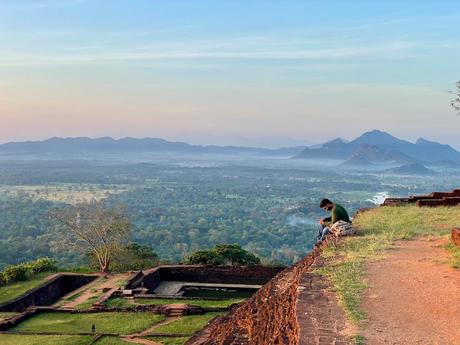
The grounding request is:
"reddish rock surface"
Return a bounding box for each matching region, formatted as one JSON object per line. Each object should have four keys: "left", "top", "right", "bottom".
{"left": 452, "top": 228, "right": 460, "bottom": 247}
{"left": 187, "top": 244, "right": 352, "bottom": 345}
{"left": 297, "top": 258, "right": 352, "bottom": 345}
{"left": 186, "top": 247, "right": 322, "bottom": 345}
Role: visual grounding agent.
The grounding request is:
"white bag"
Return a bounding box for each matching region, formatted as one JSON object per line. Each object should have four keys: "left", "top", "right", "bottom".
{"left": 330, "top": 220, "right": 355, "bottom": 236}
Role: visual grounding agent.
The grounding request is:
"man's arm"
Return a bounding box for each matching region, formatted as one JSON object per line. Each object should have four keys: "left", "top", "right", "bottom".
{"left": 321, "top": 216, "right": 332, "bottom": 225}
{"left": 331, "top": 208, "right": 338, "bottom": 224}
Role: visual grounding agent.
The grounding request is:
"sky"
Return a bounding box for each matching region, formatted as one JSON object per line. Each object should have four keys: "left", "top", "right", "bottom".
{"left": 1, "top": 0, "right": 460, "bottom": 148}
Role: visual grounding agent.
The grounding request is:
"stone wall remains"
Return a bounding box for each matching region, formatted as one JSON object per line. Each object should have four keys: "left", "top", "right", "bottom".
{"left": 0, "top": 273, "right": 97, "bottom": 312}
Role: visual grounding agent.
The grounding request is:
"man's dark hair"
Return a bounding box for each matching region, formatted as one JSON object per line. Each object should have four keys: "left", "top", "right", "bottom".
{"left": 320, "top": 199, "right": 333, "bottom": 208}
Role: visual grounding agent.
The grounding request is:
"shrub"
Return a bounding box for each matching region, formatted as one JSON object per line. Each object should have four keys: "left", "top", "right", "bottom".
{"left": 185, "top": 250, "right": 225, "bottom": 265}
{"left": 2, "top": 265, "right": 29, "bottom": 284}
{"left": 185, "top": 244, "right": 261, "bottom": 266}
{"left": 0, "top": 257, "right": 57, "bottom": 286}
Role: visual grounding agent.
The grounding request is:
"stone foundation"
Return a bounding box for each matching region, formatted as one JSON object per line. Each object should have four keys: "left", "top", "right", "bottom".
{"left": 382, "top": 189, "right": 460, "bottom": 207}
{"left": 0, "top": 273, "right": 98, "bottom": 312}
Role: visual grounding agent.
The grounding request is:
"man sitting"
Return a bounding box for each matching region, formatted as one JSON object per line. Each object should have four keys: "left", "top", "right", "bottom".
{"left": 317, "top": 198, "right": 350, "bottom": 243}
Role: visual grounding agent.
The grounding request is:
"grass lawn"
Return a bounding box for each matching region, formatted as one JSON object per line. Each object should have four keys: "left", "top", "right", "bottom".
{"left": 146, "top": 336, "right": 189, "bottom": 345}
{"left": 0, "top": 273, "right": 52, "bottom": 305}
{"left": 12, "top": 312, "right": 165, "bottom": 334}
{"left": 317, "top": 206, "right": 460, "bottom": 324}
{"left": 94, "top": 336, "right": 132, "bottom": 344}
{"left": 151, "top": 312, "right": 223, "bottom": 335}
{"left": 105, "top": 297, "right": 243, "bottom": 309}
{"left": 0, "top": 334, "right": 93, "bottom": 345}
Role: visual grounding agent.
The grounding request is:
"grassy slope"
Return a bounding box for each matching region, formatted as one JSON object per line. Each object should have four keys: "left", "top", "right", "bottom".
{"left": 12, "top": 312, "right": 164, "bottom": 334}
{"left": 317, "top": 205, "right": 460, "bottom": 324}
{"left": 0, "top": 273, "right": 52, "bottom": 304}
{"left": 0, "top": 335, "right": 92, "bottom": 345}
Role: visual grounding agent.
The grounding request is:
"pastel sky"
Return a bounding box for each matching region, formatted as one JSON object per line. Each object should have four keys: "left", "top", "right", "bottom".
{"left": 1, "top": 0, "right": 460, "bottom": 147}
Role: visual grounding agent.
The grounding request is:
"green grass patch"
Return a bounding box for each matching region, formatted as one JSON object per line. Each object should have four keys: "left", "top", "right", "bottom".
{"left": 147, "top": 336, "right": 189, "bottom": 345}
{"left": 151, "top": 312, "right": 223, "bottom": 335}
{"left": 0, "top": 272, "right": 52, "bottom": 304}
{"left": 105, "top": 297, "right": 243, "bottom": 309}
{"left": 94, "top": 336, "right": 132, "bottom": 344}
{"left": 0, "top": 334, "right": 93, "bottom": 345}
{"left": 104, "top": 297, "right": 132, "bottom": 308}
{"left": 12, "top": 312, "right": 165, "bottom": 334}
{"left": 445, "top": 242, "right": 460, "bottom": 268}
{"left": 352, "top": 334, "right": 366, "bottom": 345}
{"left": 317, "top": 206, "right": 460, "bottom": 325}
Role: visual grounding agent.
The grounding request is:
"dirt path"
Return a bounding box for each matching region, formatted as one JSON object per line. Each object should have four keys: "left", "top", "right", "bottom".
{"left": 362, "top": 237, "right": 460, "bottom": 345}
{"left": 60, "top": 272, "right": 131, "bottom": 308}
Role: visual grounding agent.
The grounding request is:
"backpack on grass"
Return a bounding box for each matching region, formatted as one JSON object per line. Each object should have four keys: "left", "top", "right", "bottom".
{"left": 330, "top": 220, "right": 355, "bottom": 237}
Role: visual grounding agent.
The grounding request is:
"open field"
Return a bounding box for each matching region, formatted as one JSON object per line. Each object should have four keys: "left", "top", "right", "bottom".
{"left": 0, "top": 184, "right": 130, "bottom": 204}
{"left": 11, "top": 312, "right": 165, "bottom": 334}
{"left": 0, "top": 272, "right": 52, "bottom": 304}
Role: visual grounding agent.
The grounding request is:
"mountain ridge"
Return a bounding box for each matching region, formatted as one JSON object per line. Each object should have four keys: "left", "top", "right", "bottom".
{"left": 294, "top": 130, "right": 460, "bottom": 163}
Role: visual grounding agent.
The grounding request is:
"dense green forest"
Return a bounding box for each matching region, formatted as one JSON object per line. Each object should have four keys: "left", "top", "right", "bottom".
{"left": 1, "top": 159, "right": 459, "bottom": 268}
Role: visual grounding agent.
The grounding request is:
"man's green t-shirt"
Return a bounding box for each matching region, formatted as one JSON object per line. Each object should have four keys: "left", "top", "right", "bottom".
{"left": 331, "top": 204, "right": 350, "bottom": 224}
{"left": 323, "top": 204, "right": 350, "bottom": 225}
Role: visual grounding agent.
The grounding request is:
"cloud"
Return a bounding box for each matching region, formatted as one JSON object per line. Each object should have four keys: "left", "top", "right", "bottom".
{"left": 0, "top": 36, "right": 414, "bottom": 67}
{"left": 2, "top": 0, "right": 86, "bottom": 10}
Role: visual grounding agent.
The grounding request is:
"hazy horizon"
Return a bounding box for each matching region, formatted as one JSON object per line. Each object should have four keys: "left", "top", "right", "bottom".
{"left": 1, "top": 1, "right": 460, "bottom": 148}
{"left": 2, "top": 129, "right": 460, "bottom": 151}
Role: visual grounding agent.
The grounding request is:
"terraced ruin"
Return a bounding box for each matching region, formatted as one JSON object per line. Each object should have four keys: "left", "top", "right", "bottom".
{"left": 0, "top": 266, "right": 280, "bottom": 345}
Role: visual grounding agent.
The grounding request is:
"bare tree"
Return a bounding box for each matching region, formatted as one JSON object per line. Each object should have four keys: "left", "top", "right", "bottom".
{"left": 51, "top": 202, "right": 130, "bottom": 273}
{"left": 450, "top": 80, "right": 460, "bottom": 115}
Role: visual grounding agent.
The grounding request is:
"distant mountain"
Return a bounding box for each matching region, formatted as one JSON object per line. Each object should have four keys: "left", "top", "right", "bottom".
{"left": 429, "top": 159, "right": 460, "bottom": 168}
{"left": 384, "top": 163, "right": 438, "bottom": 176}
{"left": 0, "top": 137, "right": 306, "bottom": 157}
{"left": 340, "top": 155, "right": 376, "bottom": 168}
{"left": 294, "top": 130, "right": 460, "bottom": 163}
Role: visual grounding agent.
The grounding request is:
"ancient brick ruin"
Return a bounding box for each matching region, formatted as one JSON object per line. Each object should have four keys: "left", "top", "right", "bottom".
{"left": 186, "top": 243, "right": 351, "bottom": 345}
{"left": 0, "top": 273, "right": 97, "bottom": 312}
{"left": 382, "top": 189, "right": 460, "bottom": 207}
